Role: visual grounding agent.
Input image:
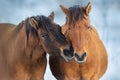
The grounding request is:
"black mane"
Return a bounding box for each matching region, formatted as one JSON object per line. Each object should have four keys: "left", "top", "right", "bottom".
{"left": 33, "top": 16, "right": 52, "bottom": 30}
{"left": 25, "top": 15, "right": 53, "bottom": 39}
{"left": 68, "top": 5, "right": 85, "bottom": 24}
{"left": 25, "top": 15, "right": 67, "bottom": 45}
{"left": 34, "top": 15, "right": 67, "bottom": 45}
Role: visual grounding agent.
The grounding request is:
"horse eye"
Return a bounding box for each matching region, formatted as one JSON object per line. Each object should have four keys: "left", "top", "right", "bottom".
{"left": 41, "top": 33, "right": 48, "bottom": 38}
{"left": 87, "top": 26, "right": 91, "bottom": 30}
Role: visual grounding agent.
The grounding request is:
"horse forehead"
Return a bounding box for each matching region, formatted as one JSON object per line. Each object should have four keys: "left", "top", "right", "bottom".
{"left": 69, "top": 20, "right": 87, "bottom": 28}
{"left": 69, "top": 27, "right": 90, "bottom": 43}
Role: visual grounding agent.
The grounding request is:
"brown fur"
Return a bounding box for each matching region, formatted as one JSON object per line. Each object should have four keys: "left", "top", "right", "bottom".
{"left": 0, "top": 12, "right": 70, "bottom": 80}
{"left": 49, "top": 3, "right": 108, "bottom": 80}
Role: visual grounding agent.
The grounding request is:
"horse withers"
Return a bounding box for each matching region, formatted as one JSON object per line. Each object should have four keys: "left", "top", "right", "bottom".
{"left": 0, "top": 12, "right": 73, "bottom": 80}
{"left": 49, "top": 3, "right": 108, "bottom": 80}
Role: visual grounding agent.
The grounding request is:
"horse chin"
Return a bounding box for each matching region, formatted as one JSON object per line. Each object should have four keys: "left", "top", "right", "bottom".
{"left": 76, "top": 60, "right": 86, "bottom": 64}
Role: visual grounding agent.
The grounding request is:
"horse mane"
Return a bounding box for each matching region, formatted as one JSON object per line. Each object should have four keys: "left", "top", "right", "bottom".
{"left": 34, "top": 16, "right": 66, "bottom": 44}
{"left": 25, "top": 15, "right": 53, "bottom": 39}
{"left": 16, "top": 15, "right": 66, "bottom": 46}
{"left": 33, "top": 15, "right": 55, "bottom": 32}
{"left": 15, "top": 21, "right": 24, "bottom": 33}
{"left": 68, "top": 5, "right": 85, "bottom": 24}
{"left": 22, "top": 15, "right": 52, "bottom": 39}
{"left": 25, "top": 18, "right": 38, "bottom": 46}
{"left": 24, "top": 16, "right": 54, "bottom": 42}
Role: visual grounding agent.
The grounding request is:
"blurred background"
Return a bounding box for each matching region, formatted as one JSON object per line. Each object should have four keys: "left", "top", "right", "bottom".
{"left": 0, "top": 0, "right": 120, "bottom": 80}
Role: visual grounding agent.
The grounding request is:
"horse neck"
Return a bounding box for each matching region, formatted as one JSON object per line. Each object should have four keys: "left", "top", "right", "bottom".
{"left": 12, "top": 24, "right": 26, "bottom": 49}
{"left": 0, "top": 24, "right": 27, "bottom": 68}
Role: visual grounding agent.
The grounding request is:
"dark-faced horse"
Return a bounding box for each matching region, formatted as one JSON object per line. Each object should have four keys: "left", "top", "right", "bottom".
{"left": 49, "top": 3, "right": 108, "bottom": 80}
{"left": 0, "top": 12, "right": 73, "bottom": 80}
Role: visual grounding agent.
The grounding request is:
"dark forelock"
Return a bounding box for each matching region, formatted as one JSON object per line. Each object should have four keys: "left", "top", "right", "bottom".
{"left": 68, "top": 5, "right": 85, "bottom": 24}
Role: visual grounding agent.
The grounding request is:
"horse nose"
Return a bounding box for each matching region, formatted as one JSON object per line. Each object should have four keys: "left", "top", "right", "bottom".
{"left": 60, "top": 45, "right": 74, "bottom": 62}
{"left": 63, "top": 49, "right": 74, "bottom": 59}
{"left": 74, "top": 52, "right": 87, "bottom": 64}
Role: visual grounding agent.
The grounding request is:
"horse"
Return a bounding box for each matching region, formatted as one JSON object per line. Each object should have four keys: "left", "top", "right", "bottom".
{"left": 0, "top": 12, "right": 73, "bottom": 80}
{"left": 49, "top": 2, "right": 108, "bottom": 80}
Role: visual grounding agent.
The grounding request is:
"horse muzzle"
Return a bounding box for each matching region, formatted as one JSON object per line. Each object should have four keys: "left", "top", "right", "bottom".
{"left": 60, "top": 46, "right": 74, "bottom": 62}
{"left": 74, "top": 52, "right": 87, "bottom": 64}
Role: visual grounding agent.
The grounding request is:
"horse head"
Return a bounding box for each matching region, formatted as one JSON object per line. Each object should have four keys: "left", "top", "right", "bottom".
{"left": 25, "top": 12, "right": 74, "bottom": 62}
{"left": 60, "top": 2, "right": 100, "bottom": 63}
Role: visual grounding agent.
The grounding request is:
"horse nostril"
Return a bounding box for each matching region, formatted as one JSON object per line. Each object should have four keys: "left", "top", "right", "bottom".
{"left": 63, "top": 49, "right": 73, "bottom": 57}
{"left": 81, "top": 52, "right": 87, "bottom": 59}
{"left": 74, "top": 52, "right": 87, "bottom": 62}
{"left": 74, "top": 53, "right": 80, "bottom": 59}
{"left": 63, "top": 49, "right": 70, "bottom": 56}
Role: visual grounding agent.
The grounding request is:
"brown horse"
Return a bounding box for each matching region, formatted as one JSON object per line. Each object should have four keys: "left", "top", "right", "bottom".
{"left": 0, "top": 12, "right": 73, "bottom": 80}
{"left": 49, "top": 3, "right": 108, "bottom": 80}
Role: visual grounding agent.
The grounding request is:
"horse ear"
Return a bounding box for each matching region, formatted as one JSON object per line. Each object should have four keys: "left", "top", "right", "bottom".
{"left": 29, "top": 17, "right": 38, "bottom": 30}
{"left": 48, "top": 12, "right": 54, "bottom": 22}
{"left": 25, "top": 18, "right": 38, "bottom": 49}
{"left": 85, "top": 2, "right": 92, "bottom": 16}
{"left": 60, "top": 5, "right": 69, "bottom": 17}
